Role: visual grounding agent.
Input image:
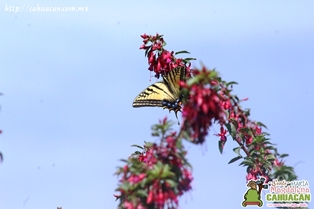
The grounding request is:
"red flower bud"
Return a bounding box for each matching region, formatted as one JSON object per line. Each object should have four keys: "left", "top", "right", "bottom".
{"left": 140, "top": 34, "right": 148, "bottom": 39}
{"left": 146, "top": 190, "right": 153, "bottom": 204}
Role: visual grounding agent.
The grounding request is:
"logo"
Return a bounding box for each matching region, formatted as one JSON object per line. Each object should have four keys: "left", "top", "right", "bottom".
{"left": 242, "top": 177, "right": 268, "bottom": 207}
{"left": 265, "top": 179, "right": 311, "bottom": 208}
{"left": 242, "top": 177, "right": 311, "bottom": 208}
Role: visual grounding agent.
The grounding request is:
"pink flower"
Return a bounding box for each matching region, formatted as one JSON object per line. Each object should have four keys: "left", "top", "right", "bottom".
{"left": 215, "top": 126, "right": 227, "bottom": 141}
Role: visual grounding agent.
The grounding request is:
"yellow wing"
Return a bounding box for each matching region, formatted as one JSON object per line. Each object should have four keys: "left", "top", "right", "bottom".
{"left": 132, "top": 67, "right": 186, "bottom": 117}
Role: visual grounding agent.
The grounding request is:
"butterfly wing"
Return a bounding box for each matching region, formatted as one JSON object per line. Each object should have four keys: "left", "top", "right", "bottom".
{"left": 161, "top": 66, "right": 186, "bottom": 98}
{"left": 132, "top": 82, "right": 176, "bottom": 108}
{"left": 132, "top": 66, "right": 186, "bottom": 116}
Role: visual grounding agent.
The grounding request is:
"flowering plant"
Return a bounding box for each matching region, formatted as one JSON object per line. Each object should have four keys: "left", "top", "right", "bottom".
{"left": 114, "top": 34, "right": 300, "bottom": 209}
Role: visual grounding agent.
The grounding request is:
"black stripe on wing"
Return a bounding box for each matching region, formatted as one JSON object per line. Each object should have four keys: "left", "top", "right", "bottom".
{"left": 163, "top": 68, "right": 178, "bottom": 94}
{"left": 132, "top": 83, "right": 176, "bottom": 108}
{"left": 161, "top": 67, "right": 186, "bottom": 96}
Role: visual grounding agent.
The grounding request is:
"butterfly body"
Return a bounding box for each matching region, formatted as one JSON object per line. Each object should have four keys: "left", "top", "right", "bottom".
{"left": 132, "top": 67, "right": 186, "bottom": 118}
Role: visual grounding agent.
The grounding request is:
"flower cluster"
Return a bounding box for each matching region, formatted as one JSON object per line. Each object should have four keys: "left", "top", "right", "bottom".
{"left": 179, "top": 67, "right": 225, "bottom": 144}
{"left": 115, "top": 118, "right": 192, "bottom": 209}
{"left": 140, "top": 33, "right": 193, "bottom": 78}
{"left": 191, "top": 67, "right": 296, "bottom": 182}
{"left": 114, "top": 33, "right": 299, "bottom": 209}
{"left": 139, "top": 33, "right": 296, "bottom": 185}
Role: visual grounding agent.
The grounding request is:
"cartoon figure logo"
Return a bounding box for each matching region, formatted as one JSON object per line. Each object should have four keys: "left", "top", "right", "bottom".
{"left": 242, "top": 177, "right": 268, "bottom": 207}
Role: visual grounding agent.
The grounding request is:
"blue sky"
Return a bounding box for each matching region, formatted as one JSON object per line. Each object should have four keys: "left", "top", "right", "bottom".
{"left": 1, "top": 1, "right": 314, "bottom": 209}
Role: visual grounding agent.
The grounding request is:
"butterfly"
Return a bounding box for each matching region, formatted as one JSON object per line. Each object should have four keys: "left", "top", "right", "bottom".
{"left": 132, "top": 66, "right": 187, "bottom": 119}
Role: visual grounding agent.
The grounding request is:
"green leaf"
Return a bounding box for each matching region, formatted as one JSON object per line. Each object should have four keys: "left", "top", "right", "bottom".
{"left": 150, "top": 161, "right": 163, "bottom": 177}
{"left": 131, "top": 144, "right": 143, "bottom": 149}
{"left": 178, "top": 152, "right": 192, "bottom": 168}
{"left": 243, "top": 108, "right": 250, "bottom": 117}
{"left": 223, "top": 109, "right": 229, "bottom": 119}
{"left": 228, "top": 156, "right": 242, "bottom": 164}
{"left": 226, "top": 81, "right": 238, "bottom": 86}
{"left": 114, "top": 168, "right": 123, "bottom": 176}
{"left": 120, "top": 182, "right": 131, "bottom": 191}
{"left": 135, "top": 189, "right": 147, "bottom": 197}
{"left": 264, "top": 146, "right": 275, "bottom": 151}
{"left": 239, "top": 127, "right": 251, "bottom": 133}
{"left": 279, "top": 153, "right": 289, "bottom": 158}
{"left": 218, "top": 140, "right": 224, "bottom": 154}
{"left": 165, "top": 179, "right": 177, "bottom": 188}
{"left": 160, "top": 164, "right": 171, "bottom": 178}
{"left": 183, "top": 57, "right": 197, "bottom": 61}
{"left": 250, "top": 152, "right": 259, "bottom": 158}
{"left": 225, "top": 122, "right": 236, "bottom": 139}
{"left": 233, "top": 147, "right": 242, "bottom": 156}
{"left": 208, "top": 70, "right": 218, "bottom": 78}
{"left": 253, "top": 135, "right": 264, "bottom": 143}
{"left": 129, "top": 166, "right": 140, "bottom": 174}
{"left": 225, "top": 123, "right": 232, "bottom": 134}
{"left": 174, "top": 141, "right": 182, "bottom": 150}
{"left": 187, "top": 76, "right": 201, "bottom": 86}
{"left": 180, "top": 130, "right": 193, "bottom": 142}
{"left": 266, "top": 154, "right": 276, "bottom": 161}
{"left": 232, "top": 121, "right": 238, "bottom": 132}
{"left": 263, "top": 141, "right": 274, "bottom": 145}
{"left": 255, "top": 121, "right": 268, "bottom": 129}
{"left": 175, "top": 50, "right": 190, "bottom": 55}
{"left": 151, "top": 132, "right": 160, "bottom": 136}
{"left": 133, "top": 151, "right": 142, "bottom": 155}
{"left": 240, "top": 159, "right": 254, "bottom": 167}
